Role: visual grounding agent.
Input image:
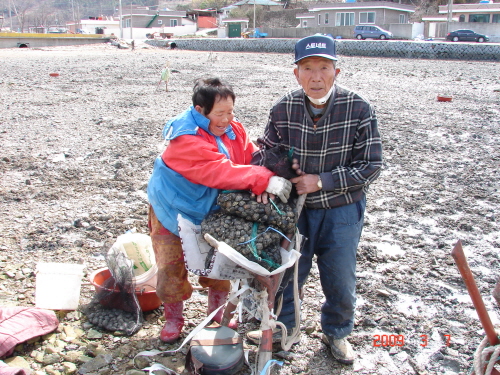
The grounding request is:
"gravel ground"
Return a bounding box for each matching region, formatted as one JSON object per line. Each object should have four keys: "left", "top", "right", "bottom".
{"left": 1, "top": 41, "right": 500, "bottom": 375}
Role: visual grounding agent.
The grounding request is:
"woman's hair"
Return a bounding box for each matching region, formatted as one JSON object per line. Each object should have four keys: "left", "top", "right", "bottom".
{"left": 192, "top": 77, "right": 236, "bottom": 115}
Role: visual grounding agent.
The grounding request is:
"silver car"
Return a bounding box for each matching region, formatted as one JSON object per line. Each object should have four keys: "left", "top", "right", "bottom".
{"left": 354, "top": 25, "right": 393, "bottom": 40}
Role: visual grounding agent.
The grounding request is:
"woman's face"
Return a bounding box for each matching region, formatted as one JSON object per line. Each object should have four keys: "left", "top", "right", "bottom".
{"left": 196, "top": 96, "right": 234, "bottom": 137}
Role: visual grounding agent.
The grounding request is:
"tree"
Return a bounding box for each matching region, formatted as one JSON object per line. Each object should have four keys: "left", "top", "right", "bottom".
{"left": 31, "top": 2, "right": 52, "bottom": 28}
{"left": 192, "top": 0, "right": 231, "bottom": 10}
{"left": 10, "top": 0, "right": 36, "bottom": 32}
{"left": 229, "top": 5, "right": 266, "bottom": 28}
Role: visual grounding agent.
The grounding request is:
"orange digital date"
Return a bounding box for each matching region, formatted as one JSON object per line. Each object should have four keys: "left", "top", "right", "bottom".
{"left": 372, "top": 334, "right": 452, "bottom": 347}
{"left": 372, "top": 334, "right": 405, "bottom": 347}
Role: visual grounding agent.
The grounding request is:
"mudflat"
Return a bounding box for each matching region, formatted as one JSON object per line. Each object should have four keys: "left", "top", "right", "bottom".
{"left": 1, "top": 42, "right": 499, "bottom": 375}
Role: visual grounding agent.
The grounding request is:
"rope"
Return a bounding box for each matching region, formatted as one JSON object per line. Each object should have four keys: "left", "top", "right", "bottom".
{"left": 256, "top": 289, "right": 276, "bottom": 331}
{"left": 274, "top": 243, "right": 302, "bottom": 352}
{"left": 238, "top": 224, "right": 290, "bottom": 271}
{"left": 473, "top": 330, "right": 500, "bottom": 375}
{"left": 268, "top": 198, "right": 284, "bottom": 215}
{"left": 238, "top": 226, "right": 291, "bottom": 246}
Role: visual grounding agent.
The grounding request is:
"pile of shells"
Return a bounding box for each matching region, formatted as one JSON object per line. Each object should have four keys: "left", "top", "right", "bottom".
{"left": 217, "top": 191, "right": 297, "bottom": 233}
{"left": 85, "top": 306, "right": 142, "bottom": 335}
{"left": 201, "top": 190, "right": 298, "bottom": 271}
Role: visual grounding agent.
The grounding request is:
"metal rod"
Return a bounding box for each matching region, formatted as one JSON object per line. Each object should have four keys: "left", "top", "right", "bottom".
{"left": 451, "top": 240, "right": 499, "bottom": 346}
{"left": 257, "top": 194, "right": 306, "bottom": 373}
{"left": 255, "top": 273, "right": 281, "bottom": 374}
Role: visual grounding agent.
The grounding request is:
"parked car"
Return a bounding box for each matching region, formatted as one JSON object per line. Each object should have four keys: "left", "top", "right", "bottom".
{"left": 47, "top": 27, "right": 69, "bottom": 33}
{"left": 446, "top": 29, "right": 489, "bottom": 43}
{"left": 353, "top": 25, "right": 393, "bottom": 40}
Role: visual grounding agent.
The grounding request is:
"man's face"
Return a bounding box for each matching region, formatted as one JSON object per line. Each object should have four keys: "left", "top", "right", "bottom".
{"left": 294, "top": 57, "right": 339, "bottom": 102}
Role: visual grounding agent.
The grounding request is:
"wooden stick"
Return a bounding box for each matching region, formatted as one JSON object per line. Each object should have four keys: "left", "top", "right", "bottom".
{"left": 451, "top": 240, "right": 498, "bottom": 346}
{"left": 451, "top": 240, "right": 500, "bottom": 375}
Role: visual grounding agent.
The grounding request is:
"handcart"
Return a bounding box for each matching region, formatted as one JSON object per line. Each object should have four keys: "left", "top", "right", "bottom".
{"left": 204, "top": 194, "right": 307, "bottom": 374}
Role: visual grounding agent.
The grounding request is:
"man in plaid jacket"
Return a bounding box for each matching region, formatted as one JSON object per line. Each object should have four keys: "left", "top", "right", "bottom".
{"left": 249, "top": 34, "right": 383, "bottom": 364}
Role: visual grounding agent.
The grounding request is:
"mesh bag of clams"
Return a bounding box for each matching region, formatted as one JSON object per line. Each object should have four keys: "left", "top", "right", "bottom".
{"left": 201, "top": 190, "right": 297, "bottom": 272}
{"left": 81, "top": 248, "right": 143, "bottom": 335}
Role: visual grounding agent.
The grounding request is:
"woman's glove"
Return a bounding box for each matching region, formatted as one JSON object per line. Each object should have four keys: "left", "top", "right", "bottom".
{"left": 265, "top": 176, "right": 292, "bottom": 203}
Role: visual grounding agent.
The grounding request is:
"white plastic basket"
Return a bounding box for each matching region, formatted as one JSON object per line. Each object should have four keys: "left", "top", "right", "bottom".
{"left": 35, "top": 263, "right": 86, "bottom": 310}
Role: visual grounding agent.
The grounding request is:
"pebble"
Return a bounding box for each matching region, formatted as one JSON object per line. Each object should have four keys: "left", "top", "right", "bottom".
{"left": 133, "top": 355, "right": 151, "bottom": 369}
{"left": 363, "top": 318, "right": 377, "bottom": 327}
{"left": 431, "top": 351, "right": 445, "bottom": 361}
{"left": 275, "top": 351, "right": 298, "bottom": 361}
{"left": 77, "top": 353, "right": 113, "bottom": 373}
{"left": 62, "top": 351, "right": 86, "bottom": 363}
{"left": 3, "top": 356, "right": 31, "bottom": 370}
{"left": 389, "top": 346, "right": 399, "bottom": 355}
{"left": 82, "top": 322, "right": 93, "bottom": 330}
{"left": 376, "top": 289, "right": 392, "bottom": 297}
{"left": 304, "top": 320, "right": 316, "bottom": 334}
{"left": 45, "top": 345, "right": 61, "bottom": 354}
{"left": 44, "top": 365, "right": 61, "bottom": 375}
{"left": 42, "top": 353, "right": 61, "bottom": 365}
{"left": 34, "top": 352, "right": 45, "bottom": 363}
{"left": 65, "top": 344, "right": 80, "bottom": 351}
{"left": 87, "top": 329, "right": 103, "bottom": 339}
{"left": 441, "top": 356, "right": 461, "bottom": 372}
{"left": 62, "top": 362, "right": 77, "bottom": 374}
{"left": 394, "top": 351, "right": 409, "bottom": 362}
{"left": 126, "top": 370, "right": 147, "bottom": 375}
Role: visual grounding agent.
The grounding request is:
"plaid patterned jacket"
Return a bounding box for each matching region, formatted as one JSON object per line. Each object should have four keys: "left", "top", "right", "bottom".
{"left": 253, "top": 85, "right": 383, "bottom": 210}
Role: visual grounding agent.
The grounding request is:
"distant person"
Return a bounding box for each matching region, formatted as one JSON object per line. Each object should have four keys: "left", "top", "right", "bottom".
{"left": 147, "top": 77, "right": 291, "bottom": 343}
{"left": 248, "top": 34, "right": 383, "bottom": 365}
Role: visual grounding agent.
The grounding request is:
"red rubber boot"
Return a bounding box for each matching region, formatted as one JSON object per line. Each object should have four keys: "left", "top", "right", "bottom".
{"left": 208, "top": 289, "right": 227, "bottom": 324}
{"left": 160, "top": 301, "right": 184, "bottom": 343}
{"left": 208, "top": 289, "right": 238, "bottom": 329}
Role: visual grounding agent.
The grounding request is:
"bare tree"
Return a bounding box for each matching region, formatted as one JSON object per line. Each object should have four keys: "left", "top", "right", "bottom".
{"left": 31, "top": 2, "right": 53, "bottom": 29}
{"left": 10, "top": 0, "right": 36, "bottom": 32}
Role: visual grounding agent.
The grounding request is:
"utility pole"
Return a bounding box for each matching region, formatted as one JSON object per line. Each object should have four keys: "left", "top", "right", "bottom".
{"left": 130, "top": 2, "right": 132, "bottom": 39}
{"left": 253, "top": 0, "right": 255, "bottom": 31}
{"left": 119, "top": 0, "right": 123, "bottom": 38}
{"left": 447, "top": 0, "right": 453, "bottom": 35}
{"left": 9, "top": 0, "right": 13, "bottom": 30}
{"left": 71, "top": 0, "right": 75, "bottom": 22}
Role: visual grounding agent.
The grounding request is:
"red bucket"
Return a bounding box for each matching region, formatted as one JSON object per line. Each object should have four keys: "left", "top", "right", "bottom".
{"left": 89, "top": 267, "right": 161, "bottom": 312}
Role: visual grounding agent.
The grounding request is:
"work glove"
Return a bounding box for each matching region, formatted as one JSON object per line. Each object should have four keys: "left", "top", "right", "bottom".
{"left": 265, "top": 176, "right": 292, "bottom": 203}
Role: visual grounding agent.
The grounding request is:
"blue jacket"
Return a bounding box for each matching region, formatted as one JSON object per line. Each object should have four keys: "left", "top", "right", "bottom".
{"left": 147, "top": 106, "right": 236, "bottom": 236}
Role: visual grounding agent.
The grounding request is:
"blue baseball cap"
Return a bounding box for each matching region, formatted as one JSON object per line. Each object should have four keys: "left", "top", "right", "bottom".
{"left": 294, "top": 34, "right": 337, "bottom": 64}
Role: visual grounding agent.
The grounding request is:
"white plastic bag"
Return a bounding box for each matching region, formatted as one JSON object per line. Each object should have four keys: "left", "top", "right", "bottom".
{"left": 108, "top": 233, "right": 155, "bottom": 277}
{"left": 177, "top": 214, "right": 300, "bottom": 280}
